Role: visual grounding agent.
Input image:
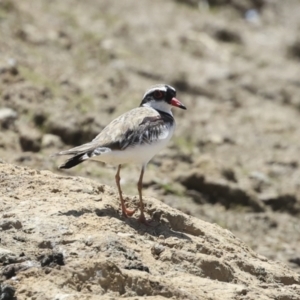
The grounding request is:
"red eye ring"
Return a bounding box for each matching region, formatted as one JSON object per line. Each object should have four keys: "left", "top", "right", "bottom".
{"left": 153, "top": 90, "right": 163, "bottom": 99}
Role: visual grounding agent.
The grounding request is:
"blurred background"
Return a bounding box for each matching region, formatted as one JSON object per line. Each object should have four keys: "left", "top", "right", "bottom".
{"left": 1, "top": 0, "right": 300, "bottom": 271}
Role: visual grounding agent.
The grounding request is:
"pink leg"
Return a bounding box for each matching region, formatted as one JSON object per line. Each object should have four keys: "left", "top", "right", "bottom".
{"left": 137, "top": 166, "right": 151, "bottom": 224}
{"left": 115, "top": 165, "right": 135, "bottom": 217}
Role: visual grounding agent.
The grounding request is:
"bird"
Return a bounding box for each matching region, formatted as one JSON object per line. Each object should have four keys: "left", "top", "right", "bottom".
{"left": 54, "top": 84, "right": 186, "bottom": 223}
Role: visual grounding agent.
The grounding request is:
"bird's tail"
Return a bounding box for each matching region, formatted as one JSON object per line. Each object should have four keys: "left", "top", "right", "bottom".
{"left": 59, "top": 153, "right": 87, "bottom": 169}
{"left": 52, "top": 142, "right": 96, "bottom": 169}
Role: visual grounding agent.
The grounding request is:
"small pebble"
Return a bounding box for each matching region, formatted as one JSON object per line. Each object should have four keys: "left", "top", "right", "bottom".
{"left": 0, "top": 283, "right": 16, "bottom": 300}
{"left": 151, "top": 243, "right": 165, "bottom": 256}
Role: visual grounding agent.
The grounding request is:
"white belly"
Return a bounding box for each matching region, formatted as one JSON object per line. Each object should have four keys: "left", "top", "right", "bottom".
{"left": 90, "top": 127, "right": 174, "bottom": 166}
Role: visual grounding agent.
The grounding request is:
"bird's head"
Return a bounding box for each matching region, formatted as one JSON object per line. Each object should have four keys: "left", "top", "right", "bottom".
{"left": 140, "top": 84, "right": 186, "bottom": 113}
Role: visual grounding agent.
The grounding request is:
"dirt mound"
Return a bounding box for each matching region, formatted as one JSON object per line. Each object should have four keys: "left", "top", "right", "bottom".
{"left": 1, "top": 162, "right": 300, "bottom": 299}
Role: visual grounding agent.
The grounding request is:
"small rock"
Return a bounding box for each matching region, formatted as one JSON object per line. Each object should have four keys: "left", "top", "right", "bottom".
{"left": 85, "top": 238, "right": 93, "bottom": 246}
{"left": 0, "top": 62, "right": 20, "bottom": 85}
{"left": 0, "top": 108, "right": 17, "bottom": 129}
{"left": 39, "top": 252, "right": 64, "bottom": 267}
{"left": 1, "top": 266, "right": 16, "bottom": 279}
{"left": 124, "top": 262, "right": 149, "bottom": 273}
{"left": 0, "top": 248, "right": 18, "bottom": 264}
{"left": 213, "top": 28, "right": 242, "bottom": 44}
{"left": 0, "top": 220, "right": 22, "bottom": 231}
{"left": 221, "top": 168, "right": 237, "bottom": 183}
{"left": 38, "top": 240, "right": 53, "bottom": 249}
{"left": 208, "top": 134, "right": 224, "bottom": 145}
{"left": 2, "top": 261, "right": 38, "bottom": 279}
{"left": 19, "top": 126, "right": 42, "bottom": 152}
{"left": 41, "top": 133, "right": 63, "bottom": 148}
{"left": 151, "top": 243, "right": 165, "bottom": 256}
{"left": 16, "top": 24, "right": 45, "bottom": 45}
{"left": 0, "top": 283, "right": 15, "bottom": 300}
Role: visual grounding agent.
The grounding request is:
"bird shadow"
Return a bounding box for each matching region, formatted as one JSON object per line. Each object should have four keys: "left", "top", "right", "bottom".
{"left": 56, "top": 205, "right": 192, "bottom": 241}
{"left": 95, "top": 207, "right": 192, "bottom": 241}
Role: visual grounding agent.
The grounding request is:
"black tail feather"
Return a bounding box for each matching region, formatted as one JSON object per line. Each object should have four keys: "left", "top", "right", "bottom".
{"left": 59, "top": 153, "right": 86, "bottom": 169}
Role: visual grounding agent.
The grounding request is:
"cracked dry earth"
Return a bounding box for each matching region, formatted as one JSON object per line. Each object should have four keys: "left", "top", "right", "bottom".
{"left": 1, "top": 163, "right": 300, "bottom": 300}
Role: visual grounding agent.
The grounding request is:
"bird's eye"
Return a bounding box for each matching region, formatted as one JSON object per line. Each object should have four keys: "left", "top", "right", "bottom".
{"left": 153, "top": 90, "right": 164, "bottom": 99}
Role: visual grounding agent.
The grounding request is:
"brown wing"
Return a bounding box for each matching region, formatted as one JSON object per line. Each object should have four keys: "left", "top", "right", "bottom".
{"left": 55, "top": 107, "right": 163, "bottom": 156}
{"left": 91, "top": 107, "right": 169, "bottom": 150}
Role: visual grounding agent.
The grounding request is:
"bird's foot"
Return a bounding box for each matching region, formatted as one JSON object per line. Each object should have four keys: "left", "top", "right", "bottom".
{"left": 122, "top": 207, "right": 136, "bottom": 218}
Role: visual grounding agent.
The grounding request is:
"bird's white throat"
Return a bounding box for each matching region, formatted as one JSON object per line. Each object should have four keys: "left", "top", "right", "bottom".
{"left": 142, "top": 100, "right": 173, "bottom": 115}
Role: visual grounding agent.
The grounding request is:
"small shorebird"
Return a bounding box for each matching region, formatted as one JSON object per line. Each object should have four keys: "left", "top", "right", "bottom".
{"left": 54, "top": 84, "right": 186, "bottom": 223}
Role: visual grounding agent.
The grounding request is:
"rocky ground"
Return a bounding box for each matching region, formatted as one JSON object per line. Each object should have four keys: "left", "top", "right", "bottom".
{"left": 1, "top": 0, "right": 300, "bottom": 298}
{"left": 1, "top": 163, "right": 300, "bottom": 299}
